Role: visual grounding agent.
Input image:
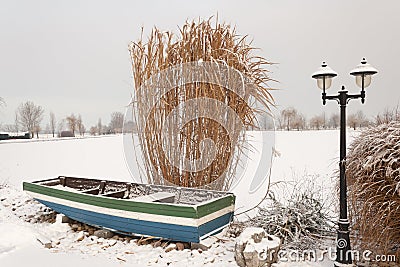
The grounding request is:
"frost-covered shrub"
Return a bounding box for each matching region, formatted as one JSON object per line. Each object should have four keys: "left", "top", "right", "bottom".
{"left": 347, "top": 122, "right": 400, "bottom": 258}
{"left": 248, "top": 176, "right": 335, "bottom": 249}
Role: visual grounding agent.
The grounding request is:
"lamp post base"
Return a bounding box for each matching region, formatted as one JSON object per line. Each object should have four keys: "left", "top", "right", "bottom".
{"left": 335, "top": 219, "right": 353, "bottom": 266}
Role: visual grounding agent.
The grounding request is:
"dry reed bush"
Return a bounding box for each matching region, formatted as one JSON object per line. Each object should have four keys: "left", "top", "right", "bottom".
{"left": 128, "top": 17, "right": 274, "bottom": 190}
{"left": 347, "top": 122, "right": 400, "bottom": 259}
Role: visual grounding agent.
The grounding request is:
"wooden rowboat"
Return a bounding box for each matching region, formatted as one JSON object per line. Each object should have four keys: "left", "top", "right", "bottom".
{"left": 23, "top": 176, "right": 235, "bottom": 243}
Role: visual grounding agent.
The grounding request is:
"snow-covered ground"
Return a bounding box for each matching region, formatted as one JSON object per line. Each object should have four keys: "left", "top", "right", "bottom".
{"left": 0, "top": 130, "right": 358, "bottom": 266}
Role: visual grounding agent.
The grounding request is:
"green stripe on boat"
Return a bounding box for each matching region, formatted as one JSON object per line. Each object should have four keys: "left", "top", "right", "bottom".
{"left": 23, "top": 182, "right": 197, "bottom": 218}
{"left": 23, "top": 182, "right": 234, "bottom": 219}
{"left": 196, "top": 194, "right": 236, "bottom": 217}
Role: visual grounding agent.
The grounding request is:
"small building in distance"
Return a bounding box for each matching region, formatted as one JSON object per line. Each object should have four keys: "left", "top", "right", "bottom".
{"left": 59, "top": 131, "right": 75, "bottom": 138}
{"left": 0, "top": 132, "right": 30, "bottom": 140}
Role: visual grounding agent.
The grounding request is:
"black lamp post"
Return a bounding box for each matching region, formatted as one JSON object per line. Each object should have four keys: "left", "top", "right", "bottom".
{"left": 311, "top": 58, "right": 378, "bottom": 266}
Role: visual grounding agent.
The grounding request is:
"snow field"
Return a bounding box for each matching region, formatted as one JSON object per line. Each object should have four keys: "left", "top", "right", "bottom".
{"left": 0, "top": 130, "right": 358, "bottom": 266}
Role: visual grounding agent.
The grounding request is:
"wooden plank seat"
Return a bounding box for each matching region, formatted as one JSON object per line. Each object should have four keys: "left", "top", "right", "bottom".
{"left": 133, "top": 192, "right": 175, "bottom": 203}
{"left": 101, "top": 190, "right": 127, "bottom": 198}
{"left": 78, "top": 181, "right": 107, "bottom": 194}
{"left": 80, "top": 188, "right": 100, "bottom": 195}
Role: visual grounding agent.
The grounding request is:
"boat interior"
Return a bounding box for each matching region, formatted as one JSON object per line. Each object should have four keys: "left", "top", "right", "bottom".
{"left": 34, "top": 176, "right": 232, "bottom": 205}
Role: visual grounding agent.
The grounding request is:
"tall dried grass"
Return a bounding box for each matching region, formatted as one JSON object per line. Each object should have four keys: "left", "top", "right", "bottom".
{"left": 128, "top": 17, "right": 274, "bottom": 190}
{"left": 347, "top": 122, "right": 400, "bottom": 259}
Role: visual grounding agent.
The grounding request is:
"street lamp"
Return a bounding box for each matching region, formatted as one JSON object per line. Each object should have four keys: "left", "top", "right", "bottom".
{"left": 311, "top": 58, "right": 378, "bottom": 266}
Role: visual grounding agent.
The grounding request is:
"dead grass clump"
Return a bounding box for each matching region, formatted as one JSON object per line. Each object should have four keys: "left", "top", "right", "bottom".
{"left": 248, "top": 176, "right": 335, "bottom": 249}
{"left": 128, "top": 17, "right": 274, "bottom": 189}
{"left": 347, "top": 121, "right": 400, "bottom": 259}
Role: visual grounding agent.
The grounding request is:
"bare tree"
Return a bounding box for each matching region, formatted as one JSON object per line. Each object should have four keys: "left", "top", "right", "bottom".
{"left": 14, "top": 111, "right": 19, "bottom": 133}
{"left": 16, "top": 101, "right": 44, "bottom": 138}
{"left": 34, "top": 125, "right": 41, "bottom": 138}
{"left": 356, "top": 110, "right": 369, "bottom": 128}
{"left": 66, "top": 114, "right": 77, "bottom": 135}
{"left": 347, "top": 111, "right": 369, "bottom": 130}
{"left": 329, "top": 113, "right": 340, "bottom": 129}
{"left": 97, "top": 118, "right": 102, "bottom": 135}
{"left": 321, "top": 112, "right": 326, "bottom": 129}
{"left": 109, "top": 112, "right": 124, "bottom": 134}
{"left": 292, "top": 113, "right": 306, "bottom": 131}
{"left": 81, "top": 125, "right": 86, "bottom": 136}
{"left": 309, "top": 114, "right": 324, "bottom": 130}
{"left": 347, "top": 113, "right": 358, "bottom": 130}
{"left": 45, "top": 124, "right": 50, "bottom": 136}
{"left": 104, "top": 125, "right": 113, "bottom": 134}
{"left": 57, "top": 119, "right": 65, "bottom": 136}
{"left": 276, "top": 115, "right": 284, "bottom": 130}
{"left": 76, "top": 114, "right": 85, "bottom": 136}
{"left": 3, "top": 112, "right": 20, "bottom": 133}
{"left": 375, "top": 106, "right": 400, "bottom": 125}
{"left": 281, "top": 107, "right": 297, "bottom": 131}
{"left": 258, "top": 114, "right": 274, "bottom": 130}
{"left": 2, "top": 124, "right": 16, "bottom": 132}
{"left": 90, "top": 126, "right": 98, "bottom": 136}
{"left": 49, "top": 112, "right": 56, "bottom": 137}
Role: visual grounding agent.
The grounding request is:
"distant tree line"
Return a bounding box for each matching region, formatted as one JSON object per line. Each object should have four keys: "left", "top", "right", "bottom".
{"left": 88, "top": 112, "right": 124, "bottom": 136}
{"left": 2, "top": 98, "right": 400, "bottom": 135}
{"left": 0, "top": 99, "right": 125, "bottom": 138}
{"left": 274, "top": 107, "right": 385, "bottom": 131}
{"left": 255, "top": 106, "right": 398, "bottom": 131}
{"left": 374, "top": 106, "right": 400, "bottom": 125}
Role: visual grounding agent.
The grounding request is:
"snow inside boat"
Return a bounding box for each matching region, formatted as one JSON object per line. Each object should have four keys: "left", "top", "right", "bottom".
{"left": 23, "top": 176, "right": 235, "bottom": 243}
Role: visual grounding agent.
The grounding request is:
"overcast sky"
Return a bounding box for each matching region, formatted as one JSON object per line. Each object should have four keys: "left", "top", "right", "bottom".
{"left": 1, "top": 0, "right": 399, "bottom": 127}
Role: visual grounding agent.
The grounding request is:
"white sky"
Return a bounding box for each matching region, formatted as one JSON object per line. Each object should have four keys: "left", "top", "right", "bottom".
{"left": 1, "top": 0, "right": 399, "bottom": 127}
